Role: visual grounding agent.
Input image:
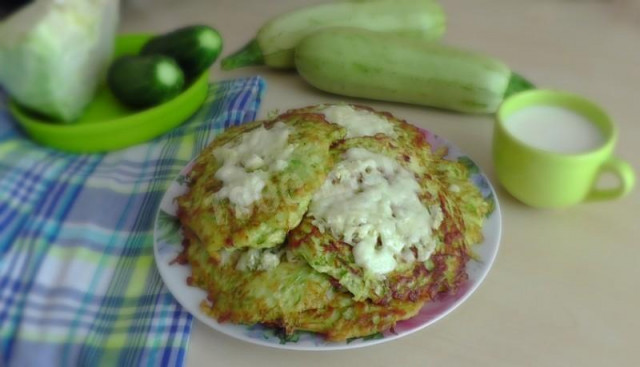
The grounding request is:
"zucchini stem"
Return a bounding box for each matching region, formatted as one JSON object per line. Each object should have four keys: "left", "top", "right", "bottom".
{"left": 221, "top": 39, "right": 264, "bottom": 70}
{"left": 504, "top": 72, "right": 535, "bottom": 99}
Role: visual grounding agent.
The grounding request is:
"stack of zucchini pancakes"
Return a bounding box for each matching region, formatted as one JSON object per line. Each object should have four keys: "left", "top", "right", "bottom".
{"left": 176, "top": 104, "right": 491, "bottom": 341}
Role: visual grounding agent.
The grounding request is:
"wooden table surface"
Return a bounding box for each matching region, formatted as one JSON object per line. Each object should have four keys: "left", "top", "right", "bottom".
{"left": 121, "top": 1, "right": 640, "bottom": 366}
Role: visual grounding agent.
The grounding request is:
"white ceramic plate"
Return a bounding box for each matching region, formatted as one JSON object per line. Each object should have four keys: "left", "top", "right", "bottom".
{"left": 153, "top": 127, "right": 502, "bottom": 350}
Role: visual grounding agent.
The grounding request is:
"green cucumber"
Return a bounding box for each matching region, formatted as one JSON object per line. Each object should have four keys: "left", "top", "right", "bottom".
{"left": 107, "top": 55, "right": 184, "bottom": 109}
{"left": 294, "top": 28, "right": 534, "bottom": 114}
{"left": 221, "top": 0, "right": 445, "bottom": 70}
{"left": 141, "top": 25, "right": 223, "bottom": 80}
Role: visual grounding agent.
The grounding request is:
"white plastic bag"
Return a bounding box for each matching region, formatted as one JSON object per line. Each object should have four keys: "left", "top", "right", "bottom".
{"left": 0, "top": 0, "right": 120, "bottom": 122}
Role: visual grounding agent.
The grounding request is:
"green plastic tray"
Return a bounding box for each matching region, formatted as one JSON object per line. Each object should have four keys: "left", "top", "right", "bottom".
{"left": 9, "top": 34, "right": 210, "bottom": 153}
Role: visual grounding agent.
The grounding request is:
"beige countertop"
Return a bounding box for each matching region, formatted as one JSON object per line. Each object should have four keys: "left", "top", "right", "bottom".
{"left": 122, "top": 0, "right": 639, "bottom": 366}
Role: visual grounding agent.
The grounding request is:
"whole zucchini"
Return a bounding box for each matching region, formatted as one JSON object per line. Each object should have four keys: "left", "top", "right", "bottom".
{"left": 107, "top": 55, "right": 185, "bottom": 109}
{"left": 221, "top": 0, "right": 445, "bottom": 70}
{"left": 141, "top": 25, "right": 223, "bottom": 80}
{"left": 294, "top": 28, "right": 534, "bottom": 114}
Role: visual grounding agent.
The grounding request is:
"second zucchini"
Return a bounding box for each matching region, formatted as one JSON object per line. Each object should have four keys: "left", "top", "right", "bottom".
{"left": 294, "top": 28, "right": 534, "bottom": 114}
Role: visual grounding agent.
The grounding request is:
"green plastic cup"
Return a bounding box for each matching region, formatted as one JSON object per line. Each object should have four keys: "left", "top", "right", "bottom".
{"left": 493, "top": 90, "right": 635, "bottom": 208}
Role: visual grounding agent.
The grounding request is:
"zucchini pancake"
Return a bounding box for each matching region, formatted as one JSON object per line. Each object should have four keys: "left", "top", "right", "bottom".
{"left": 175, "top": 104, "right": 491, "bottom": 342}
{"left": 176, "top": 113, "right": 346, "bottom": 255}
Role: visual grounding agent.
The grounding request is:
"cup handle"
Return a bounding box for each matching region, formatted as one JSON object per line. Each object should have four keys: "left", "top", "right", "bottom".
{"left": 586, "top": 157, "right": 636, "bottom": 202}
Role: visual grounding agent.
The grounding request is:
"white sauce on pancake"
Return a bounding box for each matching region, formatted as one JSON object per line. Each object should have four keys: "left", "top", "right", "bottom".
{"left": 310, "top": 148, "right": 443, "bottom": 275}
{"left": 235, "top": 249, "right": 281, "bottom": 272}
{"left": 213, "top": 122, "right": 294, "bottom": 217}
{"left": 320, "top": 105, "right": 396, "bottom": 138}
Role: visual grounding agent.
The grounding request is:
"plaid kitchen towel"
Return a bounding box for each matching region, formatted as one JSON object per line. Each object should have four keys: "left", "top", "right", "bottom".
{"left": 0, "top": 76, "right": 266, "bottom": 367}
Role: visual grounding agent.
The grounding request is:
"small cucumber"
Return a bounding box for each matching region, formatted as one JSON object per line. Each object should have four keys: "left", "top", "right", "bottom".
{"left": 294, "top": 28, "right": 534, "bottom": 114}
{"left": 107, "top": 55, "right": 184, "bottom": 109}
{"left": 221, "top": 0, "right": 445, "bottom": 70}
{"left": 141, "top": 25, "right": 223, "bottom": 80}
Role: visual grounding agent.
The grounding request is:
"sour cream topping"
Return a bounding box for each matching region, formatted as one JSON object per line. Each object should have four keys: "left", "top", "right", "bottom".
{"left": 320, "top": 105, "right": 397, "bottom": 138}
{"left": 309, "top": 148, "right": 443, "bottom": 275}
{"left": 212, "top": 122, "right": 294, "bottom": 217}
{"left": 235, "top": 249, "right": 281, "bottom": 272}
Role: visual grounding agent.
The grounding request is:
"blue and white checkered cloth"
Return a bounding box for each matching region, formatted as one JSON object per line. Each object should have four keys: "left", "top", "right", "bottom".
{"left": 0, "top": 76, "right": 266, "bottom": 367}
